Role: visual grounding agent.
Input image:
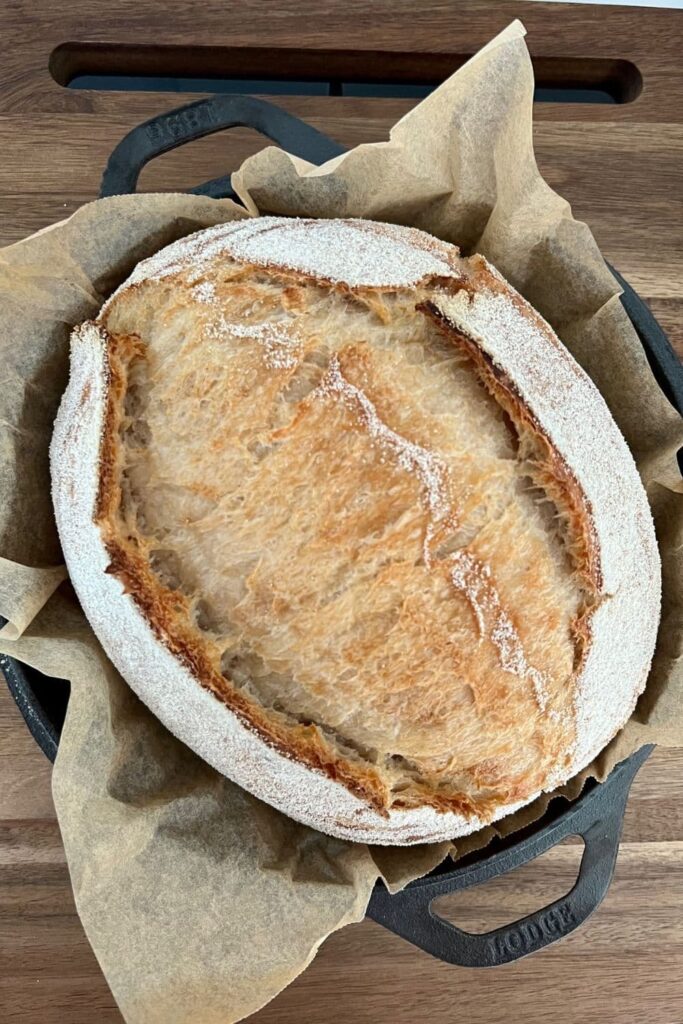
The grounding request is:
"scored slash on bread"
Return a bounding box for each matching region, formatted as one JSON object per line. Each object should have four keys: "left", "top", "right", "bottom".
{"left": 50, "top": 218, "right": 660, "bottom": 845}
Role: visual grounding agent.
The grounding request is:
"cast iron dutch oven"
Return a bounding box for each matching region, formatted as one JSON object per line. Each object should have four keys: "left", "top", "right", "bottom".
{"left": 5, "top": 95, "right": 683, "bottom": 967}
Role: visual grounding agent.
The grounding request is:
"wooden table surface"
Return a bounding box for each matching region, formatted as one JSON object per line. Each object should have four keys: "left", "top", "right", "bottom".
{"left": 1, "top": 2, "right": 682, "bottom": 1022}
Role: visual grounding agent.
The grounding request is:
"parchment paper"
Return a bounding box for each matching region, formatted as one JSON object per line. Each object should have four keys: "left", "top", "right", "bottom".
{"left": 0, "top": 20, "right": 681, "bottom": 1023}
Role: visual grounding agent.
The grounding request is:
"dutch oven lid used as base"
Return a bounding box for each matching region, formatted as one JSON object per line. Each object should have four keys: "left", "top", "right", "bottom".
{"left": 4, "top": 94, "right": 682, "bottom": 966}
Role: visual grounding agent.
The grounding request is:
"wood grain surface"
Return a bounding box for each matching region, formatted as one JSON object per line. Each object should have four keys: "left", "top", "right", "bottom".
{"left": 1, "top": 1, "right": 682, "bottom": 1021}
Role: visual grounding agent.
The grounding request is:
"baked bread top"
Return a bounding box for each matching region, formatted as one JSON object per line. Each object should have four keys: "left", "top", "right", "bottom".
{"left": 50, "top": 217, "right": 661, "bottom": 844}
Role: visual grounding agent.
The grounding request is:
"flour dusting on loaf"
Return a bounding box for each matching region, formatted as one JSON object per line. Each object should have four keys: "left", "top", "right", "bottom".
{"left": 104, "top": 217, "right": 461, "bottom": 300}
{"left": 449, "top": 550, "right": 551, "bottom": 714}
{"left": 52, "top": 216, "right": 660, "bottom": 844}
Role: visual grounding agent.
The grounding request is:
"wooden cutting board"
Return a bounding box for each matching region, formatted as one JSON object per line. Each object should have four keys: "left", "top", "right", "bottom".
{"left": 1, "top": 2, "right": 682, "bottom": 1022}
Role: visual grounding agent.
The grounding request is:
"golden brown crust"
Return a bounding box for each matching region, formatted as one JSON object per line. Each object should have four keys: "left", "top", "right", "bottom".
{"left": 90, "top": 222, "right": 638, "bottom": 826}
{"left": 50, "top": 218, "right": 661, "bottom": 845}
{"left": 94, "top": 254, "right": 587, "bottom": 820}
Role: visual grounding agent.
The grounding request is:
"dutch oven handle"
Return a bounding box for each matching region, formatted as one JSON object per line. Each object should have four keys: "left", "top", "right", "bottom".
{"left": 99, "top": 93, "right": 346, "bottom": 200}
{"left": 367, "top": 746, "right": 651, "bottom": 966}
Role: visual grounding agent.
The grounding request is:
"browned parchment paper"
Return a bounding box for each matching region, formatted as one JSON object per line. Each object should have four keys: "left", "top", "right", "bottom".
{"left": 0, "top": 19, "right": 681, "bottom": 1024}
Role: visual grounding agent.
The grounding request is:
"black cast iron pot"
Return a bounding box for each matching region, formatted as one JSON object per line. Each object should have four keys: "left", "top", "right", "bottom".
{"left": 5, "top": 94, "right": 683, "bottom": 967}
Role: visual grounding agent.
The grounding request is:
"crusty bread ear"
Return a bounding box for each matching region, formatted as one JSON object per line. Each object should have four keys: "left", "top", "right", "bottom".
{"left": 50, "top": 218, "right": 660, "bottom": 845}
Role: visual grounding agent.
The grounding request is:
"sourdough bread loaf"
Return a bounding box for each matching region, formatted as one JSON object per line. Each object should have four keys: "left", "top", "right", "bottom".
{"left": 50, "top": 217, "right": 661, "bottom": 844}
